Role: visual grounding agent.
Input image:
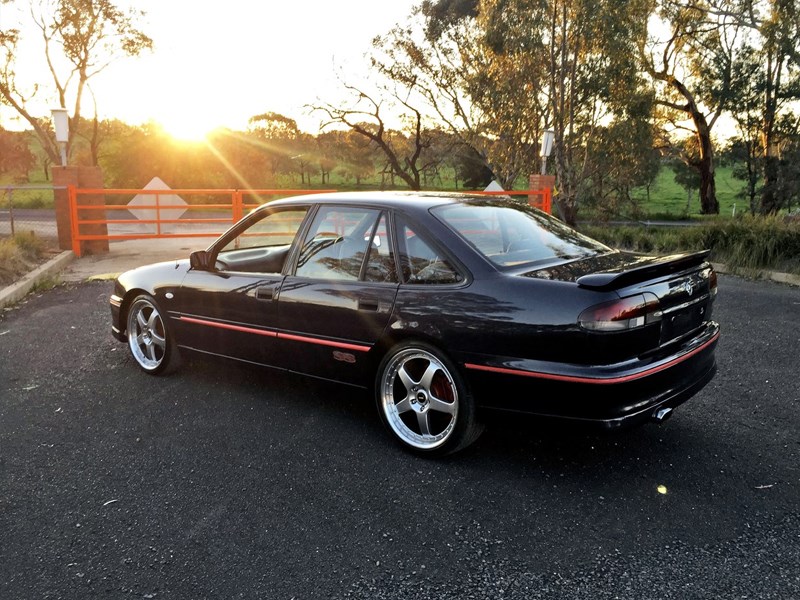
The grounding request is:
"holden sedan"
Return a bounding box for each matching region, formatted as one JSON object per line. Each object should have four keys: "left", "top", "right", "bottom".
{"left": 110, "top": 192, "right": 719, "bottom": 455}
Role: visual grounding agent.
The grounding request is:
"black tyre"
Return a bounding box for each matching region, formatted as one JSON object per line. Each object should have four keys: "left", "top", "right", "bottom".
{"left": 375, "top": 341, "right": 482, "bottom": 456}
{"left": 126, "top": 294, "right": 179, "bottom": 375}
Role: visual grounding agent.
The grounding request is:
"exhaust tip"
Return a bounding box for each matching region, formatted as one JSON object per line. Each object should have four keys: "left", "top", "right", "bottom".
{"left": 652, "top": 407, "right": 673, "bottom": 423}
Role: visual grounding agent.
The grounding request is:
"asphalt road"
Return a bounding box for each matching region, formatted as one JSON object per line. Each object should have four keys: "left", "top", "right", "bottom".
{"left": 0, "top": 208, "right": 59, "bottom": 239}
{"left": 1, "top": 276, "right": 798, "bottom": 599}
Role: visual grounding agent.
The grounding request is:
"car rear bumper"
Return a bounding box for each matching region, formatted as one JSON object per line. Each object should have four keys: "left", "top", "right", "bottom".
{"left": 462, "top": 321, "right": 719, "bottom": 429}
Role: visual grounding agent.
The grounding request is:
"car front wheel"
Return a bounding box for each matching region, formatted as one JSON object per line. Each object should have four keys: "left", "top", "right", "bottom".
{"left": 126, "top": 294, "right": 178, "bottom": 375}
{"left": 376, "top": 341, "right": 482, "bottom": 456}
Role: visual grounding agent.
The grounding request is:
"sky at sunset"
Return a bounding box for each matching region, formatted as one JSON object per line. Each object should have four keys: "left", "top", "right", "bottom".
{"left": 1, "top": 0, "right": 419, "bottom": 138}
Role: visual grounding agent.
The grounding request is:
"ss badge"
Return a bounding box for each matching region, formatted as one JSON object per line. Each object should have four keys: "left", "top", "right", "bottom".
{"left": 332, "top": 351, "right": 356, "bottom": 364}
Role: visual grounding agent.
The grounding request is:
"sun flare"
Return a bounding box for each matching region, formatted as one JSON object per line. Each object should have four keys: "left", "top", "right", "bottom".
{"left": 157, "top": 112, "right": 215, "bottom": 142}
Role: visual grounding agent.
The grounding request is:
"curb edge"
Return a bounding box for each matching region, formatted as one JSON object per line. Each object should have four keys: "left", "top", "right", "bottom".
{"left": 712, "top": 262, "right": 800, "bottom": 287}
{"left": 0, "top": 251, "right": 75, "bottom": 310}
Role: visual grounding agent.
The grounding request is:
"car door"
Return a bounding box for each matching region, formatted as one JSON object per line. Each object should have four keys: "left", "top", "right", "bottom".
{"left": 275, "top": 206, "right": 399, "bottom": 384}
{"left": 172, "top": 206, "right": 310, "bottom": 366}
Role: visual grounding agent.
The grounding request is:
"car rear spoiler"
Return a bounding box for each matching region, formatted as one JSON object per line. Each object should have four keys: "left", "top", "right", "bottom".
{"left": 576, "top": 250, "right": 712, "bottom": 291}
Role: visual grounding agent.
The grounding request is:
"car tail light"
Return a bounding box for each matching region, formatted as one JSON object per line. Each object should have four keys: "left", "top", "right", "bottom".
{"left": 709, "top": 269, "right": 718, "bottom": 297}
{"left": 579, "top": 293, "right": 661, "bottom": 332}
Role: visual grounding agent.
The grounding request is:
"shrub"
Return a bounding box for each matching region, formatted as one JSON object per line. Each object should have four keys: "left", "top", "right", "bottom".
{"left": 581, "top": 216, "right": 800, "bottom": 274}
{"left": 12, "top": 231, "right": 45, "bottom": 255}
{"left": 0, "top": 232, "right": 46, "bottom": 286}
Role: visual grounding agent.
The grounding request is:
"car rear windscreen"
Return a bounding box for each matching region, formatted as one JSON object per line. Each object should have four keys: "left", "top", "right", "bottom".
{"left": 432, "top": 202, "right": 610, "bottom": 268}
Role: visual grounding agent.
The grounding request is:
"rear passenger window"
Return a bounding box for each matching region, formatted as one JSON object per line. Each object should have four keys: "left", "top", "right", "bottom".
{"left": 397, "top": 219, "right": 462, "bottom": 285}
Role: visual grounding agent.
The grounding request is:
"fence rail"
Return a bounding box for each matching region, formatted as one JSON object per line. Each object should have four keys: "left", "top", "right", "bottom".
{"left": 67, "top": 188, "right": 338, "bottom": 256}
{"left": 65, "top": 186, "right": 552, "bottom": 257}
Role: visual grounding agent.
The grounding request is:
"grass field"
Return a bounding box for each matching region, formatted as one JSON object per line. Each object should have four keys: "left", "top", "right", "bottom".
{"left": 0, "top": 163, "right": 756, "bottom": 217}
{"left": 628, "top": 165, "right": 744, "bottom": 219}
{"left": 0, "top": 165, "right": 53, "bottom": 209}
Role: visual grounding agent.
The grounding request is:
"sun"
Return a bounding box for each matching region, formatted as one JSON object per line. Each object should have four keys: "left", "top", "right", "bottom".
{"left": 157, "top": 111, "right": 215, "bottom": 142}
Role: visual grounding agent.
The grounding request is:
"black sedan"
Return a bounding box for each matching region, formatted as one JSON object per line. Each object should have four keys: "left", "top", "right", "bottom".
{"left": 110, "top": 192, "right": 719, "bottom": 455}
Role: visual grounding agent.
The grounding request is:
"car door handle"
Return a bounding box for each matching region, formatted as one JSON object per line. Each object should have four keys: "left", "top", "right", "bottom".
{"left": 358, "top": 299, "right": 379, "bottom": 312}
{"left": 256, "top": 286, "right": 275, "bottom": 301}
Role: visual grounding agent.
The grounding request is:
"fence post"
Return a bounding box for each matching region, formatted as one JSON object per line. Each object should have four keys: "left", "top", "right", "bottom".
{"left": 529, "top": 174, "right": 556, "bottom": 214}
{"left": 53, "top": 167, "right": 79, "bottom": 250}
{"left": 69, "top": 185, "right": 82, "bottom": 257}
{"left": 232, "top": 190, "right": 244, "bottom": 223}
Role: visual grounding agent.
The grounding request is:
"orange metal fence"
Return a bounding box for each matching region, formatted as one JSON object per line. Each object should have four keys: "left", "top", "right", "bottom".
{"left": 67, "top": 188, "right": 333, "bottom": 257}
{"left": 67, "top": 186, "right": 553, "bottom": 257}
{"left": 476, "top": 188, "right": 552, "bottom": 213}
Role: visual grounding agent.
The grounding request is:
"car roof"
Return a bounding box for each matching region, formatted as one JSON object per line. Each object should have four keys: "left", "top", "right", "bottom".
{"left": 265, "top": 191, "right": 494, "bottom": 213}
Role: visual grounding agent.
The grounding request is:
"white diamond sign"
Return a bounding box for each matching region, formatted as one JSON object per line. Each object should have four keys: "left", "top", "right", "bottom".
{"left": 484, "top": 180, "right": 505, "bottom": 192}
{"left": 128, "top": 177, "right": 187, "bottom": 226}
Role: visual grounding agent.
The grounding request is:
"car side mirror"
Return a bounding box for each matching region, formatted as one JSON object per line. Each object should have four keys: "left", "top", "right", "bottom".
{"left": 189, "top": 250, "right": 211, "bottom": 271}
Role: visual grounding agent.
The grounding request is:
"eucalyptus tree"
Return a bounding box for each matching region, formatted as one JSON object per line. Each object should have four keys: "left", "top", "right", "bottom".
{"left": 720, "top": 0, "right": 800, "bottom": 213}
{"left": 0, "top": 0, "right": 151, "bottom": 166}
{"left": 639, "top": 0, "right": 747, "bottom": 215}
{"left": 726, "top": 46, "right": 766, "bottom": 213}
{"left": 368, "top": 0, "right": 545, "bottom": 190}
{"left": 587, "top": 111, "right": 662, "bottom": 217}
{"left": 337, "top": 128, "right": 379, "bottom": 186}
{"left": 313, "top": 82, "right": 436, "bottom": 190}
{"left": 359, "top": 0, "right": 652, "bottom": 224}
{"left": 247, "top": 112, "right": 301, "bottom": 180}
{"left": 478, "top": 0, "right": 653, "bottom": 224}
{"left": 315, "top": 132, "right": 340, "bottom": 186}
{"left": 643, "top": 0, "right": 800, "bottom": 215}
{"left": 0, "top": 126, "right": 36, "bottom": 178}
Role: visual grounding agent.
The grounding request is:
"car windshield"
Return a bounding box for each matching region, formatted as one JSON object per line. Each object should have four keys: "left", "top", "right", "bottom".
{"left": 432, "top": 201, "right": 610, "bottom": 268}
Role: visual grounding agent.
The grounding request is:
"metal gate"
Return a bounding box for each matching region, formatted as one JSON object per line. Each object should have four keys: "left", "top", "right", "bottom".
{"left": 66, "top": 187, "right": 553, "bottom": 257}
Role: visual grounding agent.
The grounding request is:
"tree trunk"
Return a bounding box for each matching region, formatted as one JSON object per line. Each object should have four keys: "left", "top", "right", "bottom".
{"left": 760, "top": 67, "right": 780, "bottom": 214}
{"left": 761, "top": 156, "right": 780, "bottom": 213}
{"left": 661, "top": 76, "right": 720, "bottom": 214}
{"left": 694, "top": 113, "right": 719, "bottom": 214}
{"left": 560, "top": 200, "right": 578, "bottom": 226}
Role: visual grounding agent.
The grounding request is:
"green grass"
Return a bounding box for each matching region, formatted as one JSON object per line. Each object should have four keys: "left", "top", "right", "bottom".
{"left": 30, "top": 274, "right": 62, "bottom": 293}
{"left": 1, "top": 162, "right": 755, "bottom": 216}
{"left": 317, "top": 163, "right": 751, "bottom": 219}
{"left": 1, "top": 166, "right": 54, "bottom": 209}
{"left": 627, "top": 165, "right": 743, "bottom": 219}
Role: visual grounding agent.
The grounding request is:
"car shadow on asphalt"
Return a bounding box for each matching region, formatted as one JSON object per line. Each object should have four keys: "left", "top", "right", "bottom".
{"left": 123, "top": 350, "right": 771, "bottom": 540}
{"left": 178, "top": 351, "right": 702, "bottom": 471}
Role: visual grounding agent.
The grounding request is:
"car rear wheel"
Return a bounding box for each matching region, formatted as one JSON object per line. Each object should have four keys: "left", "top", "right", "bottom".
{"left": 376, "top": 341, "right": 482, "bottom": 456}
{"left": 126, "top": 294, "right": 178, "bottom": 375}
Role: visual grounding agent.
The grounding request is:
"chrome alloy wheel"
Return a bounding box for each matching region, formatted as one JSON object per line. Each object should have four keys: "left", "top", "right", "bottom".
{"left": 127, "top": 296, "right": 168, "bottom": 372}
{"left": 380, "top": 347, "right": 458, "bottom": 451}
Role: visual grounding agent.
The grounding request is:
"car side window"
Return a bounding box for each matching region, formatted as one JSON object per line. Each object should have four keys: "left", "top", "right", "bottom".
{"left": 295, "top": 206, "right": 380, "bottom": 280}
{"left": 216, "top": 208, "right": 309, "bottom": 274}
{"left": 397, "top": 218, "right": 463, "bottom": 285}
